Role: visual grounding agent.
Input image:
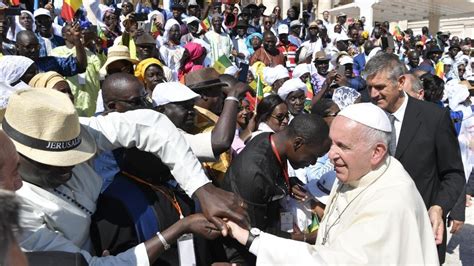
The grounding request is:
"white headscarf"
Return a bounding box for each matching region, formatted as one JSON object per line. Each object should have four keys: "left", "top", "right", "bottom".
{"left": 292, "top": 63, "right": 310, "bottom": 79}
{"left": 148, "top": 10, "right": 164, "bottom": 26}
{"left": 263, "top": 65, "right": 289, "bottom": 86}
{"left": 163, "top": 19, "right": 180, "bottom": 43}
{"left": 98, "top": 4, "right": 115, "bottom": 27}
{"left": 277, "top": 78, "right": 307, "bottom": 100}
{"left": 0, "top": 56, "right": 34, "bottom": 109}
{"left": 6, "top": 10, "right": 35, "bottom": 42}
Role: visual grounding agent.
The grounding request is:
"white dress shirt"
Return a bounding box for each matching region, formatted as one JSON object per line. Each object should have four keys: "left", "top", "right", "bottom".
{"left": 17, "top": 110, "right": 210, "bottom": 266}
{"left": 391, "top": 92, "right": 409, "bottom": 146}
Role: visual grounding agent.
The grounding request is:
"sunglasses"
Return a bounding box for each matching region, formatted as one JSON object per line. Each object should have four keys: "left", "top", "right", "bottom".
{"left": 271, "top": 112, "right": 290, "bottom": 122}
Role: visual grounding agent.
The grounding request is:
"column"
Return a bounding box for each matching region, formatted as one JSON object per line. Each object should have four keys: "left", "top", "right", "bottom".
{"left": 428, "top": 13, "right": 440, "bottom": 35}
{"left": 263, "top": 0, "right": 279, "bottom": 16}
{"left": 281, "top": 0, "right": 291, "bottom": 20}
{"left": 317, "top": 0, "right": 332, "bottom": 20}
{"left": 355, "top": 0, "right": 376, "bottom": 29}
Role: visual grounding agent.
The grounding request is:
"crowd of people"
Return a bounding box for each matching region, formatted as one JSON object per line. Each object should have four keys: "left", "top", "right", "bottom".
{"left": 0, "top": 0, "right": 473, "bottom": 265}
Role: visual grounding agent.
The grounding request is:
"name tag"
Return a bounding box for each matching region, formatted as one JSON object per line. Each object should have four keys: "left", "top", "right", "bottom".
{"left": 177, "top": 233, "right": 196, "bottom": 266}
{"left": 78, "top": 73, "right": 86, "bottom": 85}
{"left": 280, "top": 211, "right": 294, "bottom": 233}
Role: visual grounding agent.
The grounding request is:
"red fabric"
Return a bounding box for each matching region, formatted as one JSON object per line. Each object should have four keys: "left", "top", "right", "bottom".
{"left": 178, "top": 42, "right": 206, "bottom": 80}
{"left": 61, "top": 2, "right": 75, "bottom": 22}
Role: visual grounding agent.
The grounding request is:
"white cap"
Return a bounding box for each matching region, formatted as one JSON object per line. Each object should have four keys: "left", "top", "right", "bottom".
{"left": 34, "top": 8, "right": 51, "bottom": 18}
{"left": 184, "top": 16, "right": 200, "bottom": 25}
{"left": 277, "top": 78, "right": 307, "bottom": 100}
{"left": 307, "top": 171, "right": 337, "bottom": 205}
{"left": 333, "top": 34, "right": 350, "bottom": 43}
{"left": 292, "top": 64, "right": 310, "bottom": 79}
{"left": 278, "top": 24, "right": 289, "bottom": 35}
{"left": 152, "top": 82, "right": 200, "bottom": 106}
{"left": 290, "top": 20, "right": 302, "bottom": 28}
{"left": 338, "top": 103, "right": 392, "bottom": 132}
{"left": 339, "top": 56, "right": 354, "bottom": 66}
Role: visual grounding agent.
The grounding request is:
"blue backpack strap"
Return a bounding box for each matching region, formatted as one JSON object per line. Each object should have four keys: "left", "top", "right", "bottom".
{"left": 102, "top": 174, "right": 160, "bottom": 242}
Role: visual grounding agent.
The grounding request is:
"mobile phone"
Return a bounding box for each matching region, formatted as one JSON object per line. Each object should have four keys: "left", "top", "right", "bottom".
{"left": 238, "top": 63, "right": 249, "bottom": 82}
{"left": 135, "top": 13, "right": 148, "bottom": 22}
{"left": 337, "top": 65, "right": 345, "bottom": 76}
{"left": 1, "top": 7, "right": 21, "bottom": 16}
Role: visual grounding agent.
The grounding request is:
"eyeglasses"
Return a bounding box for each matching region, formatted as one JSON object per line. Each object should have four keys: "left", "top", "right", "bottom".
{"left": 113, "top": 92, "right": 152, "bottom": 107}
{"left": 271, "top": 112, "right": 290, "bottom": 122}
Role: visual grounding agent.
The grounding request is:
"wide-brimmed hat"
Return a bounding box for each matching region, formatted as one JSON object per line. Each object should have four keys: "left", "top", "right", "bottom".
{"left": 307, "top": 171, "right": 337, "bottom": 205}
{"left": 184, "top": 68, "right": 227, "bottom": 90}
{"left": 2, "top": 89, "right": 96, "bottom": 167}
{"left": 100, "top": 45, "right": 139, "bottom": 75}
{"left": 314, "top": 51, "right": 331, "bottom": 62}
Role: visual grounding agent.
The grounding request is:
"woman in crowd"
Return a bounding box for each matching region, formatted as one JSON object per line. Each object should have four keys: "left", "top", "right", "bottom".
{"left": 135, "top": 58, "right": 167, "bottom": 95}
{"left": 245, "top": 32, "right": 263, "bottom": 56}
{"left": 178, "top": 42, "right": 207, "bottom": 80}
{"left": 99, "top": 5, "right": 122, "bottom": 49}
{"left": 251, "top": 94, "right": 289, "bottom": 139}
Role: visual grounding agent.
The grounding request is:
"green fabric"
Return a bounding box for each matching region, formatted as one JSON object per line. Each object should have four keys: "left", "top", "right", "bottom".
{"left": 51, "top": 46, "right": 102, "bottom": 117}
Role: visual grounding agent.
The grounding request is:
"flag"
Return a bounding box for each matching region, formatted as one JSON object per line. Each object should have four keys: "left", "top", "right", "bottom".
{"left": 97, "top": 26, "right": 108, "bottom": 49}
{"left": 307, "top": 214, "right": 319, "bottom": 233}
{"left": 200, "top": 17, "right": 211, "bottom": 32}
{"left": 304, "top": 79, "right": 313, "bottom": 112}
{"left": 255, "top": 74, "right": 264, "bottom": 111}
{"left": 61, "top": 0, "right": 83, "bottom": 22}
{"left": 9, "top": 0, "right": 20, "bottom": 5}
{"left": 392, "top": 25, "right": 403, "bottom": 41}
{"left": 212, "top": 55, "right": 233, "bottom": 74}
{"left": 435, "top": 61, "right": 444, "bottom": 79}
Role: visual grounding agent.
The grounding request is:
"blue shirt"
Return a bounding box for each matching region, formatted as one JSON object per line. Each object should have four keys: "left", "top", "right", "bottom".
{"left": 36, "top": 32, "right": 65, "bottom": 57}
{"left": 37, "top": 56, "right": 80, "bottom": 77}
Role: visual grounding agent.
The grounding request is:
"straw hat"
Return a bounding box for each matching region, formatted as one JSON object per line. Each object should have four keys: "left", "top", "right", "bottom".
{"left": 99, "top": 45, "right": 139, "bottom": 75}
{"left": 2, "top": 89, "right": 96, "bottom": 167}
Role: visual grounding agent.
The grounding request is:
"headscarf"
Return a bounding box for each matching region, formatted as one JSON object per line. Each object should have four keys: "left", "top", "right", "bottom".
{"left": 181, "top": 42, "right": 205, "bottom": 76}
{"left": 148, "top": 10, "right": 164, "bottom": 26}
{"left": 277, "top": 78, "right": 307, "bottom": 100}
{"left": 292, "top": 64, "right": 310, "bottom": 79}
{"left": 245, "top": 32, "right": 263, "bottom": 55}
{"left": 7, "top": 10, "right": 35, "bottom": 41}
{"left": 452, "top": 61, "right": 467, "bottom": 81}
{"left": 163, "top": 19, "right": 180, "bottom": 43}
{"left": 0, "top": 56, "right": 34, "bottom": 110}
{"left": 263, "top": 65, "right": 289, "bottom": 86}
{"left": 28, "top": 71, "right": 66, "bottom": 89}
{"left": 134, "top": 58, "right": 164, "bottom": 82}
{"left": 99, "top": 4, "right": 115, "bottom": 22}
{"left": 0, "top": 55, "right": 34, "bottom": 88}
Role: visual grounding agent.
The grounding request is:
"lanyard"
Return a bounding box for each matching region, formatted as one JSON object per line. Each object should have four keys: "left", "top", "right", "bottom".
{"left": 269, "top": 134, "right": 290, "bottom": 193}
{"left": 121, "top": 171, "right": 184, "bottom": 219}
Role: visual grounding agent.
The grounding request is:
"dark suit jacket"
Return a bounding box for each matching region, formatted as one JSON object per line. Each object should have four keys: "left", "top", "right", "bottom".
{"left": 395, "top": 97, "right": 465, "bottom": 263}
{"left": 353, "top": 53, "right": 366, "bottom": 76}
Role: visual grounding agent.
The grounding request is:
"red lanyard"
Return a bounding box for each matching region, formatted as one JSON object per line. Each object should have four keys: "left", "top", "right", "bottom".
{"left": 269, "top": 134, "right": 290, "bottom": 193}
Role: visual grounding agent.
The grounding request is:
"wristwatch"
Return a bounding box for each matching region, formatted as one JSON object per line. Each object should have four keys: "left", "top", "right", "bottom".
{"left": 245, "top": 228, "right": 261, "bottom": 249}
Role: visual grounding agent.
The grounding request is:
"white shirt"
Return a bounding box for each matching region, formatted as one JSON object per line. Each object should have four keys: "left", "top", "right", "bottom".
{"left": 17, "top": 110, "right": 210, "bottom": 266}
{"left": 391, "top": 92, "right": 409, "bottom": 146}
{"left": 250, "top": 157, "right": 439, "bottom": 265}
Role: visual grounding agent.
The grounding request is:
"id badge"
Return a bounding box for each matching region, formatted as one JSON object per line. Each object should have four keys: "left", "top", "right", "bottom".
{"left": 280, "top": 211, "right": 294, "bottom": 232}
{"left": 78, "top": 73, "right": 86, "bottom": 85}
{"left": 177, "top": 233, "right": 196, "bottom": 266}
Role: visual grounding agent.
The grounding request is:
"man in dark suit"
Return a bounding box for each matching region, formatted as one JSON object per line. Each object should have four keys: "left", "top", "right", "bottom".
{"left": 353, "top": 40, "right": 375, "bottom": 76}
{"left": 364, "top": 53, "right": 465, "bottom": 264}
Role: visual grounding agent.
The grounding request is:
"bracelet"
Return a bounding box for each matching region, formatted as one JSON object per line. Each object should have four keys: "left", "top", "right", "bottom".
{"left": 156, "top": 232, "right": 170, "bottom": 250}
{"left": 225, "top": 96, "right": 239, "bottom": 103}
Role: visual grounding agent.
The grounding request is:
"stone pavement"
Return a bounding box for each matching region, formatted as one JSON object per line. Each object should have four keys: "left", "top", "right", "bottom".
{"left": 445, "top": 201, "right": 474, "bottom": 265}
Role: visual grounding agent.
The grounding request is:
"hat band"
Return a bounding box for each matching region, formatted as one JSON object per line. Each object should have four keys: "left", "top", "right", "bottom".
{"left": 188, "top": 79, "right": 223, "bottom": 89}
{"left": 317, "top": 180, "right": 331, "bottom": 195}
{"left": 3, "top": 119, "right": 82, "bottom": 152}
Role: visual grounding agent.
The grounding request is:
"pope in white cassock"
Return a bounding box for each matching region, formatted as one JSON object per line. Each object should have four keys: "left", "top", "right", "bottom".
{"left": 226, "top": 103, "right": 439, "bottom": 265}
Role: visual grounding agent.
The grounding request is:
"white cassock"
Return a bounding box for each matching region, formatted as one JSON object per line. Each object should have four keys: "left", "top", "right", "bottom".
{"left": 250, "top": 156, "right": 439, "bottom": 265}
